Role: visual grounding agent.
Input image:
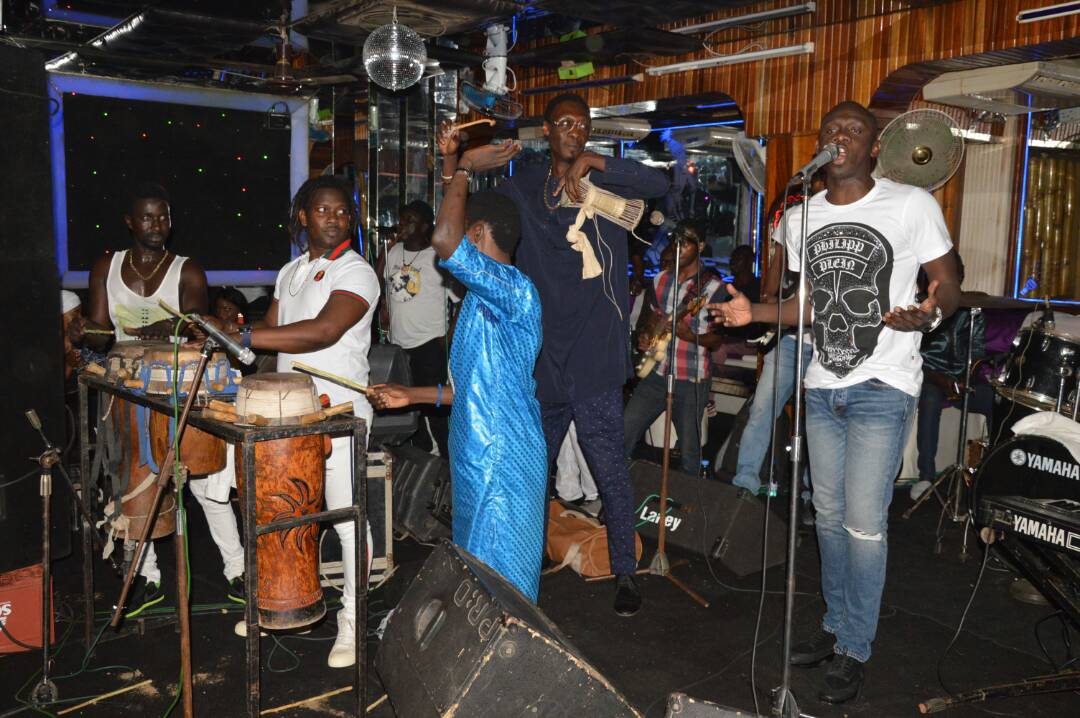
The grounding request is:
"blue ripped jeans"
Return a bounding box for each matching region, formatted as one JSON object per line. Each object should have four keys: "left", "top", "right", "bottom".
{"left": 806, "top": 379, "right": 916, "bottom": 663}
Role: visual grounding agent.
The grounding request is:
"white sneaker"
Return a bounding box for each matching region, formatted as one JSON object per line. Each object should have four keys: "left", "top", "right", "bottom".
{"left": 910, "top": 480, "right": 933, "bottom": 501}
{"left": 233, "top": 620, "right": 268, "bottom": 638}
{"left": 327, "top": 609, "right": 356, "bottom": 668}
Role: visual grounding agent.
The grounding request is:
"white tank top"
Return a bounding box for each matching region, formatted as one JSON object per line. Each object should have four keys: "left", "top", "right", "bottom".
{"left": 106, "top": 250, "right": 186, "bottom": 341}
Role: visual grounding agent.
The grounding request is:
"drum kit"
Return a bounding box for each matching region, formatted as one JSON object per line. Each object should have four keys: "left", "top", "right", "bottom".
{"left": 914, "top": 296, "right": 1080, "bottom": 712}
{"left": 906, "top": 295, "right": 1080, "bottom": 554}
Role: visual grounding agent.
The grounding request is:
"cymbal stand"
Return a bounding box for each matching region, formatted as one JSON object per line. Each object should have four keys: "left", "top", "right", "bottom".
{"left": 639, "top": 232, "right": 710, "bottom": 608}
{"left": 108, "top": 340, "right": 216, "bottom": 718}
{"left": 902, "top": 308, "right": 981, "bottom": 560}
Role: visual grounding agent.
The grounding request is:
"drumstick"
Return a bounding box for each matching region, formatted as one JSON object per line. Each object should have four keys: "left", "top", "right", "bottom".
{"left": 452, "top": 118, "right": 496, "bottom": 133}
{"left": 298, "top": 402, "right": 354, "bottom": 426}
{"left": 158, "top": 299, "right": 182, "bottom": 318}
{"left": 291, "top": 361, "right": 370, "bottom": 394}
{"left": 83, "top": 328, "right": 115, "bottom": 335}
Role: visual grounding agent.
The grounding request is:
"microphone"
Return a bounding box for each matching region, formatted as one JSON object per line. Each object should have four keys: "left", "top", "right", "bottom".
{"left": 187, "top": 312, "right": 256, "bottom": 365}
{"left": 794, "top": 143, "right": 841, "bottom": 179}
{"left": 157, "top": 299, "right": 256, "bottom": 366}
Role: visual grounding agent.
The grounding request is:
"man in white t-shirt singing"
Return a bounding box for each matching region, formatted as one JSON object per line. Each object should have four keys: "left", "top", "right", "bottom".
{"left": 377, "top": 200, "right": 458, "bottom": 457}
{"left": 712, "top": 101, "right": 960, "bottom": 703}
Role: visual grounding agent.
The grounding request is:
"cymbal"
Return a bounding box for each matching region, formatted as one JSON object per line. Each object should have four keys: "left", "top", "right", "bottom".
{"left": 959, "top": 292, "right": 1039, "bottom": 310}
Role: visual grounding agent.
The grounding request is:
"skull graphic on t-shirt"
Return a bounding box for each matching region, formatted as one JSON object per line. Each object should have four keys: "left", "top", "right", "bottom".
{"left": 804, "top": 223, "right": 892, "bottom": 377}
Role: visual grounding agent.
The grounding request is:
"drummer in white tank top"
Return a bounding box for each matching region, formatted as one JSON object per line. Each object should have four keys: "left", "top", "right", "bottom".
{"left": 82, "top": 185, "right": 246, "bottom": 609}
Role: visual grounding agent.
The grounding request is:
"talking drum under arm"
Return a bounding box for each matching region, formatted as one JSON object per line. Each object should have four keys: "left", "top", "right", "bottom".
{"left": 234, "top": 373, "right": 332, "bottom": 630}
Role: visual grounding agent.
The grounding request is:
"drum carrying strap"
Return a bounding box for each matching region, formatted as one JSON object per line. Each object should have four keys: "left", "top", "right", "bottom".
{"left": 136, "top": 404, "right": 161, "bottom": 474}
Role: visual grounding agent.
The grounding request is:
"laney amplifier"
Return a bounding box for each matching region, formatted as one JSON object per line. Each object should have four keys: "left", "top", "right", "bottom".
{"left": 630, "top": 461, "right": 786, "bottom": 576}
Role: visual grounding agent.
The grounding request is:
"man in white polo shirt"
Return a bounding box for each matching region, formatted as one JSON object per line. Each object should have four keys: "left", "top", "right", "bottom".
{"left": 221, "top": 175, "right": 379, "bottom": 668}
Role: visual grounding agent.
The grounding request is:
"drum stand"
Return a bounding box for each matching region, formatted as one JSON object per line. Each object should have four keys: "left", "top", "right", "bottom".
{"left": 903, "top": 308, "right": 981, "bottom": 560}
{"left": 108, "top": 341, "right": 219, "bottom": 718}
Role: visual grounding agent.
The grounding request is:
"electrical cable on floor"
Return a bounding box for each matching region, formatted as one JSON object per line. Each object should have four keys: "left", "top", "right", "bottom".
{"left": 936, "top": 543, "right": 992, "bottom": 698}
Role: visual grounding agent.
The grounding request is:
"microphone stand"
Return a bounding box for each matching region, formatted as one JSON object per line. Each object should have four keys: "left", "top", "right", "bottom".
{"left": 773, "top": 174, "right": 813, "bottom": 718}
{"left": 108, "top": 339, "right": 218, "bottom": 718}
{"left": 640, "top": 237, "right": 710, "bottom": 608}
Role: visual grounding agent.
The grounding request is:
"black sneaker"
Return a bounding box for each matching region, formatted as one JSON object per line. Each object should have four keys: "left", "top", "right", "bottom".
{"left": 126, "top": 576, "right": 164, "bottom": 618}
{"left": 819, "top": 654, "right": 865, "bottom": 704}
{"left": 614, "top": 575, "right": 642, "bottom": 617}
{"left": 227, "top": 576, "right": 246, "bottom": 604}
{"left": 789, "top": 625, "right": 836, "bottom": 667}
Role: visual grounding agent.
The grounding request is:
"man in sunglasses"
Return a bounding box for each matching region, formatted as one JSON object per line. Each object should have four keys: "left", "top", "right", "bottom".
{"left": 443, "top": 92, "right": 669, "bottom": 615}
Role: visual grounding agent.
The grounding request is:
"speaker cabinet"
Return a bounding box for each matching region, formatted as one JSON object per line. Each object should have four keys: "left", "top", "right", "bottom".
{"left": 376, "top": 542, "right": 640, "bottom": 718}
{"left": 368, "top": 343, "right": 419, "bottom": 446}
{"left": 0, "top": 47, "right": 68, "bottom": 572}
{"left": 388, "top": 445, "right": 452, "bottom": 543}
{"left": 630, "top": 461, "right": 785, "bottom": 577}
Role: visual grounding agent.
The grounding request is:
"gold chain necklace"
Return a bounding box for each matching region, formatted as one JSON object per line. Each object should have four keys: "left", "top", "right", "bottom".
{"left": 542, "top": 164, "right": 563, "bottom": 212}
{"left": 127, "top": 250, "right": 170, "bottom": 282}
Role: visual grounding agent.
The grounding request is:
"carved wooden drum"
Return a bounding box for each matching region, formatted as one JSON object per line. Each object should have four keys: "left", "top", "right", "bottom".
{"left": 235, "top": 373, "right": 329, "bottom": 629}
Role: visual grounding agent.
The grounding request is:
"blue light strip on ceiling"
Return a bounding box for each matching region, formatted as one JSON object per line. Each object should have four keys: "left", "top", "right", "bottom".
{"left": 694, "top": 102, "right": 739, "bottom": 109}
{"left": 651, "top": 120, "right": 744, "bottom": 132}
{"left": 1013, "top": 110, "right": 1034, "bottom": 297}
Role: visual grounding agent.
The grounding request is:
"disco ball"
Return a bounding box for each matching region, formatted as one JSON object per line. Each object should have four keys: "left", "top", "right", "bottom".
{"left": 363, "top": 16, "right": 426, "bottom": 92}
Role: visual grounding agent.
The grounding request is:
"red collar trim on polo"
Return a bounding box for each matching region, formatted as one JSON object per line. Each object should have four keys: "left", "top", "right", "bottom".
{"left": 322, "top": 240, "right": 352, "bottom": 261}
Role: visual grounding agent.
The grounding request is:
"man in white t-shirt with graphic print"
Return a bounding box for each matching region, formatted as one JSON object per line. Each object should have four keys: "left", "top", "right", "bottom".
{"left": 712, "top": 101, "right": 961, "bottom": 704}
{"left": 377, "top": 200, "right": 459, "bottom": 457}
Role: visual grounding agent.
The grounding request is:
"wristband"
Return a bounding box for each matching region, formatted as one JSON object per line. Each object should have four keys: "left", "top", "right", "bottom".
{"left": 436, "top": 383, "right": 443, "bottom": 408}
{"left": 240, "top": 325, "right": 253, "bottom": 349}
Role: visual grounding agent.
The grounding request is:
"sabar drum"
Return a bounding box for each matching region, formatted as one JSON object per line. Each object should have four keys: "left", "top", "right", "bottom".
{"left": 235, "top": 373, "right": 329, "bottom": 629}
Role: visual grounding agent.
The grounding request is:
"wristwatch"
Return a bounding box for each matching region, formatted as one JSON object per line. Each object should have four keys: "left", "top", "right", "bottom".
{"left": 240, "top": 325, "right": 253, "bottom": 349}
{"left": 922, "top": 306, "right": 943, "bottom": 333}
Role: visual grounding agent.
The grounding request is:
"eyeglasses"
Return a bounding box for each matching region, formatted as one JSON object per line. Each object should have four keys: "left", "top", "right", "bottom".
{"left": 552, "top": 117, "right": 590, "bottom": 134}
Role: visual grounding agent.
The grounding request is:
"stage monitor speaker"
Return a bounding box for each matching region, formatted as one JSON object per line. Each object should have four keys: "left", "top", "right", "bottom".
{"left": 665, "top": 692, "right": 764, "bottom": 717}
{"left": 0, "top": 47, "right": 69, "bottom": 573}
{"left": 368, "top": 342, "right": 419, "bottom": 445}
{"left": 717, "top": 390, "right": 790, "bottom": 487}
{"left": 630, "top": 461, "right": 785, "bottom": 577}
{"left": 388, "top": 444, "right": 452, "bottom": 543}
{"left": 376, "top": 542, "right": 640, "bottom": 718}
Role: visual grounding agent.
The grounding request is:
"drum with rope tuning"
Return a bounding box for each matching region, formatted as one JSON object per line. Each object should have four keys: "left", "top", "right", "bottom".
{"left": 141, "top": 346, "right": 237, "bottom": 397}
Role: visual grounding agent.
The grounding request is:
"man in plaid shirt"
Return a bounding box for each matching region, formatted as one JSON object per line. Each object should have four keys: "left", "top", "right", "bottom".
{"left": 624, "top": 221, "right": 725, "bottom": 474}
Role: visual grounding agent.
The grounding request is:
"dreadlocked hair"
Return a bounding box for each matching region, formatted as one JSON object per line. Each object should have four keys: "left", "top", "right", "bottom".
{"left": 288, "top": 175, "right": 358, "bottom": 250}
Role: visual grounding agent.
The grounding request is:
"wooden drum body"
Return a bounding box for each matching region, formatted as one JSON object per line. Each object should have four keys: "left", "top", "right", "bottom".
{"left": 109, "top": 398, "right": 177, "bottom": 540}
{"left": 235, "top": 373, "right": 328, "bottom": 629}
{"left": 149, "top": 412, "right": 226, "bottom": 476}
{"left": 105, "top": 340, "right": 170, "bottom": 384}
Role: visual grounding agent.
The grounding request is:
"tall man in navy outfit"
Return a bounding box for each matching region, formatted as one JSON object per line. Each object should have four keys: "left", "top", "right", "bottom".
{"left": 444, "top": 92, "right": 669, "bottom": 615}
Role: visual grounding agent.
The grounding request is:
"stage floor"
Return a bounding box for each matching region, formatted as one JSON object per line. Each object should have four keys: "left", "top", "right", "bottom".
{"left": 3, "top": 487, "right": 1077, "bottom": 717}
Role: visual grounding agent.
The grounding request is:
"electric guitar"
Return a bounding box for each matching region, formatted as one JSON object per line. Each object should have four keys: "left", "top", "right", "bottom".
{"left": 635, "top": 295, "right": 707, "bottom": 379}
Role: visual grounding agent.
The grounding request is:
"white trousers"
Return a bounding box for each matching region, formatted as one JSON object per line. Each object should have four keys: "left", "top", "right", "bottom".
{"left": 137, "top": 463, "right": 245, "bottom": 584}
